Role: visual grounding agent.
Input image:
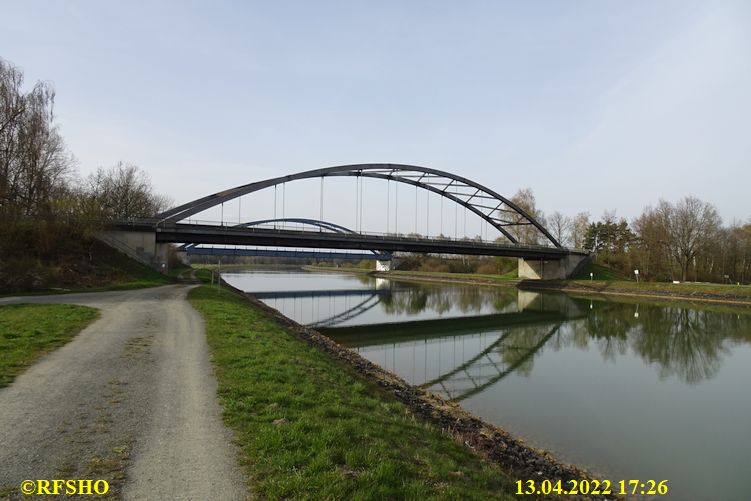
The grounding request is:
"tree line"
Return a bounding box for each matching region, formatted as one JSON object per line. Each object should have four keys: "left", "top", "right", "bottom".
{"left": 511, "top": 188, "right": 750, "bottom": 284}
{"left": 1, "top": 58, "right": 169, "bottom": 223}
{"left": 1, "top": 58, "right": 171, "bottom": 289}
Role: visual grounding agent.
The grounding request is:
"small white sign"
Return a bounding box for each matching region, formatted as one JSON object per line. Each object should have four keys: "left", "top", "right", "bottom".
{"left": 634, "top": 269, "right": 639, "bottom": 275}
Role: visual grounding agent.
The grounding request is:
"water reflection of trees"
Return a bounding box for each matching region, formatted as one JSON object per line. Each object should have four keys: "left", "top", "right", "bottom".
{"left": 630, "top": 307, "right": 732, "bottom": 383}
{"left": 513, "top": 301, "right": 751, "bottom": 384}
{"left": 355, "top": 283, "right": 751, "bottom": 387}
{"left": 379, "top": 285, "right": 516, "bottom": 315}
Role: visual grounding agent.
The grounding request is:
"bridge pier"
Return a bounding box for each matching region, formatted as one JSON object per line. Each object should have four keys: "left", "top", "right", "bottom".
{"left": 518, "top": 254, "right": 589, "bottom": 280}
{"left": 376, "top": 259, "right": 392, "bottom": 271}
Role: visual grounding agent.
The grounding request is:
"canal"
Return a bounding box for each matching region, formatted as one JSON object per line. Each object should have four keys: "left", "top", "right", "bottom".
{"left": 223, "top": 268, "right": 751, "bottom": 500}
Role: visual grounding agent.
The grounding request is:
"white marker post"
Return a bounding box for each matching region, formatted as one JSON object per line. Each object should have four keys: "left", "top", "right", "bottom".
{"left": 634, "top": 269, "right": 639, "bottom": 283}
{"left": 590, "top": 272, "right": 593, "bottom": 281}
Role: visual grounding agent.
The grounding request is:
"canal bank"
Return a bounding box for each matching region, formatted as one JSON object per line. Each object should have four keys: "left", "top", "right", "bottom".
{"left": 303, "top": 266, "right": 751, "bottom": 306}
{"left": 190, "top": 280, "right": 617, "bottom": 500}
{"left": 516, "top": 279, "right": 751, "bottom": 306}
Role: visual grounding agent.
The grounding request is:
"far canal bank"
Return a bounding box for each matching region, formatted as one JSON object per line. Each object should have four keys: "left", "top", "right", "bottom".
{"left": 223, "top": 267, "right": 751, "bottom": 501}
{"left": 303, "top": 265, "right": 751, "bottom": 306}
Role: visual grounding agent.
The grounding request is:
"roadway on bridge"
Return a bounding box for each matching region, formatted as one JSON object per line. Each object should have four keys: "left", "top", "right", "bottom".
{"left": 0, "top": 286, "right": 247, "bottom": 501}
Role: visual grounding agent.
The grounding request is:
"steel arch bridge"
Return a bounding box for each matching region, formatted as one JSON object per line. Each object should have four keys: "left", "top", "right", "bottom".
{"left": 156, "top": 163, "right": 561, "bottom": 247}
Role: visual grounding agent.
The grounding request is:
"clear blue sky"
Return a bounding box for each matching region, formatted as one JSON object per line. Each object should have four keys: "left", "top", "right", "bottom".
{"left": 3, "top": 1, "right": 749, "bottom": 231}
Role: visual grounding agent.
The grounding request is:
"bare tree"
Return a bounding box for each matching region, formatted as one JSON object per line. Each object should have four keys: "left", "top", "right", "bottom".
{"left": 636, "top": 197, "right": 722, "bottom": 282}
{"left": 0, "top": 58, "right": 74, "bottom": 217}
{"left": 547, "top": 211, "right": 572, "bottom": 247}
{"left": 569, "top": 211, "right": 590, "bottom": 249}
{"left": 85, "top": 162, "right": 171, "bottom": 219}
{"left": 668, "top": 196, "right": 722, "bottom": 282}
{"left": 509, "top": 188, "right": 545, "bottom": 244}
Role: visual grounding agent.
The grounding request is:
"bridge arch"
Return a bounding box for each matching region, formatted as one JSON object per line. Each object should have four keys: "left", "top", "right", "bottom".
{"left": 156, "top": 164, "right": 561, "bottom": 247}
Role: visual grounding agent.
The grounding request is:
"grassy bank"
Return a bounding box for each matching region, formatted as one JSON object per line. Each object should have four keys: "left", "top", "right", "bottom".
{"left": 188, "top": 285, "right": 517, "bottom": 500}
{"left": 520, "top": 279, "right": 751, "bottom": 304}
{"left": 0, "top": 304, "right": 99, "bottom": 387}
{"left": 306, "top": 264, "right": 751, "bottom": 305}
{"left": 0, "top": 240, "right": 174, "bottom": 296}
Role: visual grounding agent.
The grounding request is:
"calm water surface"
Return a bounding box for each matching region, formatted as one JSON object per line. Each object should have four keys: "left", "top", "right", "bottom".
{"left": 223, "top": 269, "right": 751, "bottom": 500}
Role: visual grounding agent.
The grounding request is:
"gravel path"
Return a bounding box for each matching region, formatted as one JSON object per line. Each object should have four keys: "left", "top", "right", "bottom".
{"left": 0, "top": 285, "right": 247, "bottom": 500}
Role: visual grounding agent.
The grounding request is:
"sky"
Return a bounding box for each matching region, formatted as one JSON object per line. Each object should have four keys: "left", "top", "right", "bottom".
{"left": 2, "top": 0, "right": 750, "bottom": 236}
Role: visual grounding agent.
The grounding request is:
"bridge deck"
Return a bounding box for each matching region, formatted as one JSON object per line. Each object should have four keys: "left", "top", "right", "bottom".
{"left": 131, "top": 222, "right": 585, "bottom": 260}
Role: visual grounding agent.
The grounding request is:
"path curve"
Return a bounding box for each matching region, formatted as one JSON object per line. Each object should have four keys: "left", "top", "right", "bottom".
{"left": 0, "top": 285, "right": 247, "bottom": 500}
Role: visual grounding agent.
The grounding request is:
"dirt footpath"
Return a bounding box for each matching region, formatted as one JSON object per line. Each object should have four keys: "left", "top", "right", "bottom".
{"left": 0, "top": 286, "right": 247, "bottom": 500}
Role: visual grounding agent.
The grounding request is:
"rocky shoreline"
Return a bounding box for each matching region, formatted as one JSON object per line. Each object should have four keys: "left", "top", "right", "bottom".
{"left": 242, "top": 291, "right": 620, "bottom": 501}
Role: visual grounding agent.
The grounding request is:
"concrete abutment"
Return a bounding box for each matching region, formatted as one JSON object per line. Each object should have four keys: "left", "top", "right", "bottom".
{"left": 98, "top": 229, "right": 171, "bottom": 272}
{"left": 517, "top": 254, "right": 590, "bottom": 280}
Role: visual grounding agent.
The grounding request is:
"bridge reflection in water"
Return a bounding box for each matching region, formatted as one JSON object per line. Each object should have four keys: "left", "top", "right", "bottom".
{"left": 322, "top": 291, "right": 584, "bottom": 401}
{"left": 254, "top": 283, "right": 584, "bottom": 401}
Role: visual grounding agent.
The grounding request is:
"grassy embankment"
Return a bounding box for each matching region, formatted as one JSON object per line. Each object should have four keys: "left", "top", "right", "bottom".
{"left": 188, "top": 285, "right": 518, "bottom": 500}
{"left": 0, "top": 304, "right": 99, "bottom": 387}
{"left": 524, "top": 262, "right": 751, "bottom": 303}
{"left": 309, "top": 262, "right": 751, "bottom": 304}
{"left": 0, "top": 240, "right": 175, "bottom": 296}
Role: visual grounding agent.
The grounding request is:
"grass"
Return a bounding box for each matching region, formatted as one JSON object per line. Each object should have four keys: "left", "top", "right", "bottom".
{"left": 524, "top": 261, "right": 751, "bottom": 302}
{"left": 188, "top": 285, "right": 517, "bottom": 500}
{"left": 193, "top": 268, "right": 213, "bottom": 283}
{"left": 571, "top": 262, "right": 627, "bottom": 281}
{"left": 166, "top": 264, "right": 192, "bottom": 279}
{"left": 0, "top": 241, "right": 174, "bottom": 297}
{"left": 0, "top": 304, "right": 99, "bottom": 387}
{"left": 562, "top": 279, "right": 751, "bottom": 298}
{"left": 0, "top": 277, "right": 172, "bottom": 297}
{"left": 75, "top": 243, "right": 173, "bottom": 290}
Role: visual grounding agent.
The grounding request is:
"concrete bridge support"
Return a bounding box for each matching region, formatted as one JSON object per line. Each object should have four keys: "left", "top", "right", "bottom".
{"left": 376, "top": 260, "right": 392, "bottom": 271}
{"left": 98, "top": 229, "right": 171, "bottom": 272}
{"left": 518, "top": 254, "right": 589, "bottom": 280}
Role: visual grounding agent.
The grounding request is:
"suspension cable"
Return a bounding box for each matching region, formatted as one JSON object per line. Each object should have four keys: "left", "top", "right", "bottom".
{"left": 414, "top": 184, "right": 418, "bottom": 234}
{"left": 394, "top": 180, "right": 398, "bottom": 234}
{"left": 426, "top": 190, "right": 430, "bottom": 237}
{"left": 386, "top": 179, "right": 390, "bottom": 234}
{"left": 440, "top": 196, "right": 443, "bottom": 236}
{"left": 359, "top": 176, "right": 363, "bottom": 233}
{"left": 360, "top": 176, "right": 363, "bottom": 233}
{"left": 355, "top": 176, "right": 359, "bottom": 231}
{"left": 454, "top": 202, "right": 458, "bottom": 239}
